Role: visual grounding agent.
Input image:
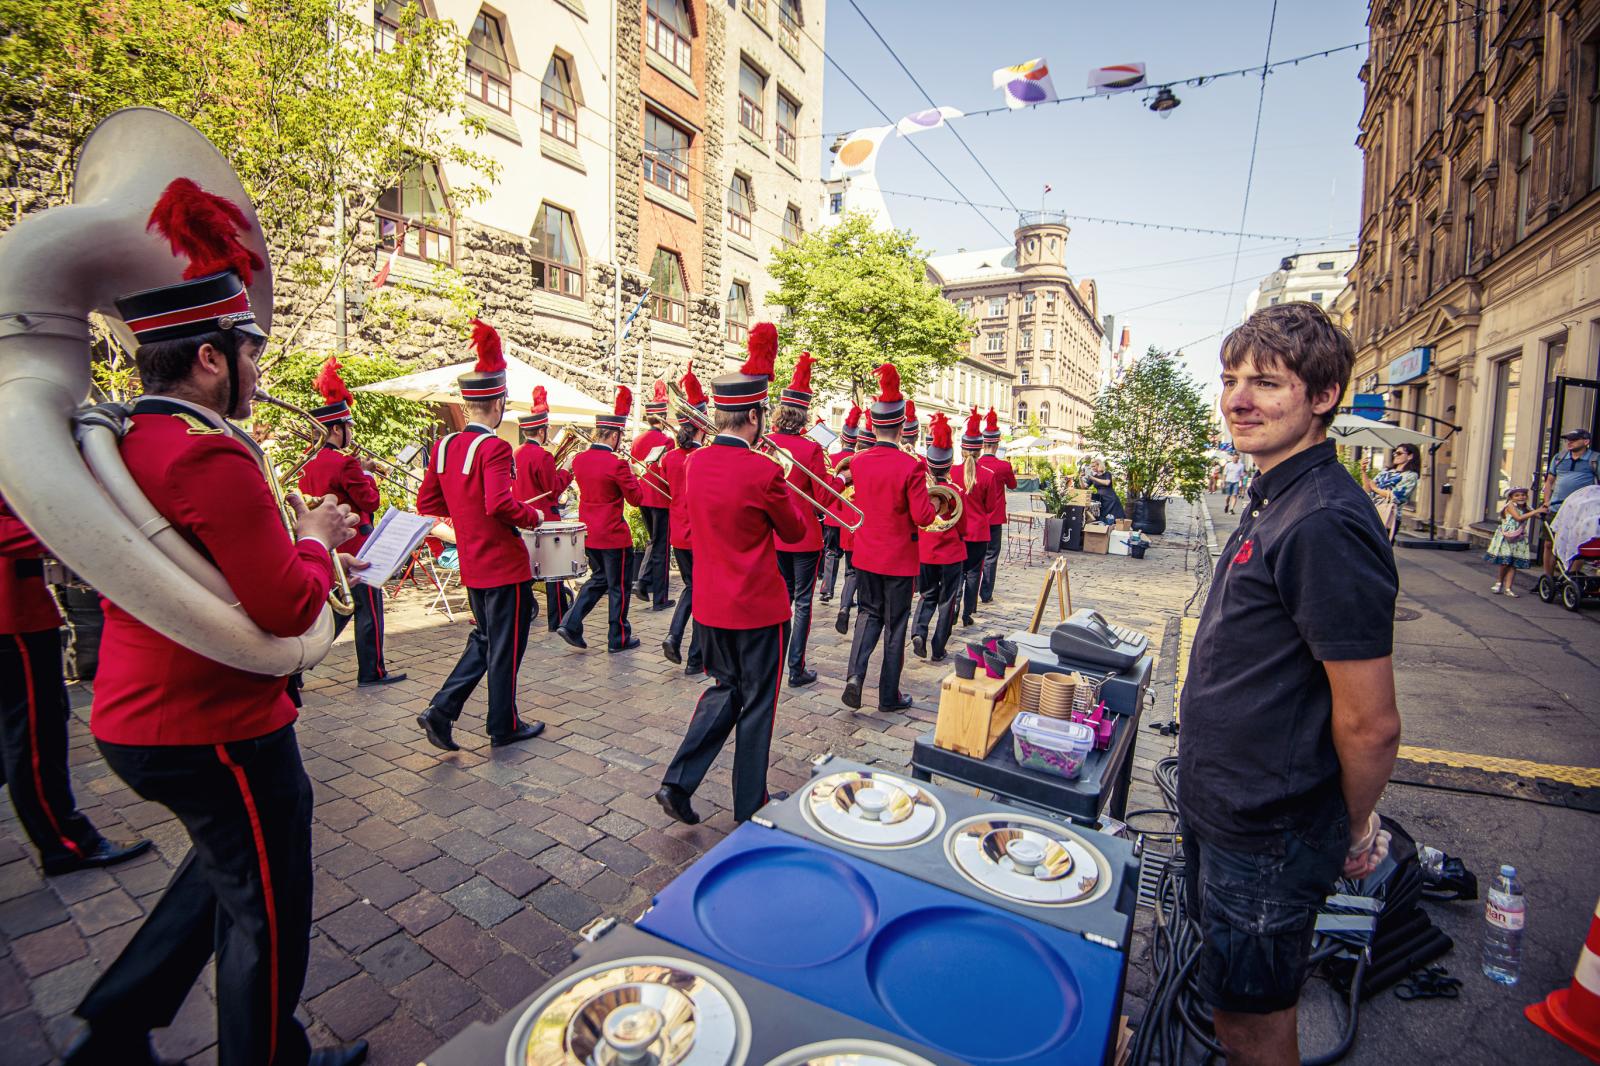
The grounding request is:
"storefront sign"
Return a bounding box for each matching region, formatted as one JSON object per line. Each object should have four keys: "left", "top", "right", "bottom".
{"left": 1388, "top": 346, "right": 1431, "bottom": 385}
{"left": 1351, "top": 393, "right": 1387, "bottom": 420}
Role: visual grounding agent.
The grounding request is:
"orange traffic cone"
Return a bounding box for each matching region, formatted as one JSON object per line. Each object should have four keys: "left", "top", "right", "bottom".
{"left": 1526, "top": 892, "right": 1600, "bottom": 1062}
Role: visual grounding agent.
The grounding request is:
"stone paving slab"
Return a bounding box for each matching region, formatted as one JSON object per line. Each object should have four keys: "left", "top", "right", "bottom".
{"left": 0, "top": 498, "right": 1205, "bottom": 1063}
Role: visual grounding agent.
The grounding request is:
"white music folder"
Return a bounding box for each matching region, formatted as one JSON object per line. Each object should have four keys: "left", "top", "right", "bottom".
{"left": 351, "top": 507, "right": 434, "bottom": 586}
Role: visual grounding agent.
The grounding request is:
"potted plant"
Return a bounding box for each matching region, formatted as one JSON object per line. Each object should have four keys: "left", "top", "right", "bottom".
{"left": 1084, "top": 348, "right": 1216, "bottom": 535}
{"left": 624, "top": 503, "right": 648, "bottom": 589}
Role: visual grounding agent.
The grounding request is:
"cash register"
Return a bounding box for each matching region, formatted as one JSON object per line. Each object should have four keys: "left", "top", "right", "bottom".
{"left": 1010, "top": 609, "right": 1152, "bottom": 715}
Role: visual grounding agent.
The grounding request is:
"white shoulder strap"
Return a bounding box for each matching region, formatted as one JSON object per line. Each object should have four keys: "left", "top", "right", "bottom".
{"left": 434, "top": 433, "right": 461, "bottom": 474}
{"left": 462, "top": 433, "right": 492, "bottom": 475}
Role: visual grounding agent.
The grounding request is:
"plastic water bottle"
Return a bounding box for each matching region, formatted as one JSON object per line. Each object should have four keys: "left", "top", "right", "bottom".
{"left": 1481, "top": 864, "right": 1525, "bottom": 985}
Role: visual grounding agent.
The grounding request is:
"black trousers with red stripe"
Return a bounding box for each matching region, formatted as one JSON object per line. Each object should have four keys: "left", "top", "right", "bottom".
{"left": 635, "top": 506, "right": 672, "bottom": 608}
{"left": 331, "top": 581, "right": 388, "bottom": 682}
{"left": 912, "top": 561, "right": 963, "bottom": 660}
{"left": 81, "top": 725, "right": 314, "bottom": 1066}
{"left": 668, "top": 548, "right": 703, "bottom": 672}
{"left": 776, "top": 549, "right": 819, "bottom": 677}
{"left": 961, "top": 539, "right": 988, "bottom": 619}
{"left": 661, "top": 621, "right": 788, "bottom": 822}
{"left": 847, "top": 570, "right": 914, "bottom": 706}
{"left": 818, "top": 526, "right": 843, "bottom": 600}
{"left": 562, "top": 547, "right": 633, "bottom": 650}
{"left": 545, "top": 580, "right": 572, "bottom": 633}
{"left": 0, "top": 628, "right": 102, "bottom": 868}
{"left": 430, "top": 580, "right": 534, "bottom": 739}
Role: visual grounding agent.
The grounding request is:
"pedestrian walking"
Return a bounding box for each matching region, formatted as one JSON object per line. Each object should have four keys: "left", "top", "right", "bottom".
{"left": 1486, "top": 486, "right": 1546, "bottom": 597}
{"left": 1541, "top": 428, "right": 1598, "bottom": 577}
{"left": 1221, "top": 454, "right": 1245, "bottom": 514}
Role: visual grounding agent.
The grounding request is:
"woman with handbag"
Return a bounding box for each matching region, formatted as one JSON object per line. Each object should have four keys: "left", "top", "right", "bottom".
{"left": 1486, "top": 486, "right": 1546, "bottom": 596}
{"left": 1364, "top": 444, "right": 1421, "bottom": 542}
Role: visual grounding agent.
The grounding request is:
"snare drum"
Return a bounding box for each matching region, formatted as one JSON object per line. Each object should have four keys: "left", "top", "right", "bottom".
{"left": 523, "top": 521, "right": 587, "bottom": 580}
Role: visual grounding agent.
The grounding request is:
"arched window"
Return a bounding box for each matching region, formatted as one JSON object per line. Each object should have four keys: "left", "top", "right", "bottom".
{"left": 377, "top": 162, "right": 453, "bottom": 266}
{"left": 725, "top": 281, "right": 750, "bottom": 342}
{"left": 650, "top": 248, "right": 688, "bottom": 326}
{"left": 647, "top": 0, "right": 693, "bottom": 74}
{"left": 1040, "top": 362, "right": 1051, "bottom": 385}
{"left": 1016, "top": 401, "right": 1028, "bottom": 424}
{"left": 531, "top": 203, "right": 583, "bottom": 298}
{"left": 1040, "top": 402, "right": 1051, "bottom": 426}
{"left": 465, "top": 10, "right": 511, "bottom": 112}
{"left": 540, "top": 55, "right": 577, "bottom": 145}
{"left": 727, "top": 174, "right": 754, "bottom": 238}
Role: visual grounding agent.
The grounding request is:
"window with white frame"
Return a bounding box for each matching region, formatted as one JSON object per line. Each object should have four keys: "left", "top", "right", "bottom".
{"left": 1019, "top": 328, "right": 1032, "bottom": 349}
{"left": 986, "top": 332, "right": 1005, "bottom": 353}
{"left": 465, "top": 11, "right": 511, "bottom": 113}
{"left": 987, "top": 296, "right": 1006, "bottom": 317}
{"left": 540, "top": 55, "right": 578, "bottom": 145}
{"left": 1042, "top": 328, "right": 1055, "bottom": 349}
{"left": 1022, "top": 292, "right": 1035, "bottom": 314}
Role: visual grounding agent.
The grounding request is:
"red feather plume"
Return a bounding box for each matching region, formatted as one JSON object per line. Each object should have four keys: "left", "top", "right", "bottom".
{"left": 613, "top": 385, "right": 632, "bottom": 417}
{"left": 651, "top": 379, "right": 668, "bottom": 403}
{"left": 965, "top": 407, "right": 982, "bottom": 438}
{"left": 985, "top": 407, "right": 999, "bottom": 433}
{"left": 874, "top": 362, "right": 902, "bottom": 403}
{"left": 314, "top": 355, "right": 353, "bottom": 406}
{"left": 904, "top": 399, "right": 917, "bottom": 424}
{"left": 531, "top": 385, "right": 549, "bottom": 414}
{"left": 844, "top": 405, "right": 862, "bottom": 430}
{"left": 790, "top": 351, "right": 815, "bottom": 393}
{"left": 469, "top": 319, "right": 505, "bottom": 373}
{"left": 680, "top": 361, "right": 707, "bottom": 407}
{"left": 146, "top": 177, "right": 265, "bottom": 283}
{"left": 930, "top": 412, "right": 953, "bottom": 450}
{"left": 743, "top": 322, "right": 778, "bottom": 377}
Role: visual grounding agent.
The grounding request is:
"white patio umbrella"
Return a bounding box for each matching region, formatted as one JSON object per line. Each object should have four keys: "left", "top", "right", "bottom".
{"left": 1327, "top": 413, "right": 1440, "bottom": 450}
{"left": 355, "top": 352, "right": 608, "bottom": 425}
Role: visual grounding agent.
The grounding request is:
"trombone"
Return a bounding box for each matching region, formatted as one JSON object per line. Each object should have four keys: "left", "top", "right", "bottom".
{"left": 265, "top": 412, "right": 422, "bottom": 497}
{"left": 666, "top": 380, "right": 864, "bottom": 531}
{"left": 250, "top": 390, "right": 356, "bottom": 617}
{"left": 549, "top": 423, "right": 672, "bottom": 500}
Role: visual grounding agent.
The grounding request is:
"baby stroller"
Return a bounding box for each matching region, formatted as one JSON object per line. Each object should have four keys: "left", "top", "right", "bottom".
{"left": 1536, "top": 483, "right": 1600, "bottom": 611}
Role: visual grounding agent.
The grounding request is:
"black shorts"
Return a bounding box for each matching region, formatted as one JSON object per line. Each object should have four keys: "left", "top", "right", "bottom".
{"left": 1182, "top": 814, "right": 1348, "bottom": 1014}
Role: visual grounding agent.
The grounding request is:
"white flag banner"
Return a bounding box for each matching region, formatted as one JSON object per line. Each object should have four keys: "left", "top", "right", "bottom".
{"left": 833, "top": 125, "right": 895, "bottom": 175}
{"left": 895, "top": 106, "right": 964, "bottom": 137}
{"left": 1088, "top": 62, "right": 1148, "bottom": 94}
{"left": 993, "top": 57, "right": 1056, "bottom": 109}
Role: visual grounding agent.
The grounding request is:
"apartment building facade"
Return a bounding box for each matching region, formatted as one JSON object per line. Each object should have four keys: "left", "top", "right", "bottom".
{"left": 1248, "top": 247, "right": 1358, "bottom": 314}
{"left": 1348, "top": 0, "right": 1600, "bottom": 539}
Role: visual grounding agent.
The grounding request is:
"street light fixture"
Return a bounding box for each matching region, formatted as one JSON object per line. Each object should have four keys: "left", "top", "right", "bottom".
{"left": 1148, "top": 87, "right": 1181, "bottom": 117}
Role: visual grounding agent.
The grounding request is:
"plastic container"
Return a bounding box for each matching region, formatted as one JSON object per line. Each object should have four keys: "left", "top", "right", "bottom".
{"left": 1011, "top": 713, "right": 1095, "bottom": 780}
{"left": 1482, "top": 864, "right": 1525, "bottom": 985}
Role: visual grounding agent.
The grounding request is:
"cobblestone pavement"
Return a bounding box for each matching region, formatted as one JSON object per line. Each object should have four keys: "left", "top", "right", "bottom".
{"left": 0, "top": 499, "right": 1210, "bottom": 1064}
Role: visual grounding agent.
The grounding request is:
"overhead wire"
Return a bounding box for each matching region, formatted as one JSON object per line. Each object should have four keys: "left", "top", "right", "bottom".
{"left": 875, "top": 189, "right": 1327, "bottom": 241}
{"left": 1217, "top": 0, "right": 1281, "bottom": 334}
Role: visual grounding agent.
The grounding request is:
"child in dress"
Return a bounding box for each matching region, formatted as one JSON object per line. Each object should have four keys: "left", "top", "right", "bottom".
{"left": 1486, "top": 486, "right": 1546, "bottom": 596}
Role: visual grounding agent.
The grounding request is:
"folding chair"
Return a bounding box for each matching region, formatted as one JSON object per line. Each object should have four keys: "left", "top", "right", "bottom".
{"left": 421, "top": 535, "right": 467, "bottom": 621}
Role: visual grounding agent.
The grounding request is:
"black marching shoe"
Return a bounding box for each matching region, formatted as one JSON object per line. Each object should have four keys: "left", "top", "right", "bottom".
{"left": 834, "top": 612, "right": 850, "bottom": 635}
{"left": 962, "top": 614, "right": 975, "bottom": 628}
{"left": 929, "top": 652, "right": 948, "bottom": 664}
{"left": 44, "top": 836, "right": 153, "bottom": 877}
{"left": 841, "top": 675, "right": 863, "bottom": 709}
{"left": 491, "top": 722, "right": 545, "bottom": 747}
{"left": 63, "top": 1027, "right": 170, "bottom": 1066}
{"left": 357, "top": 672, "right": 407, "bottom": 688}
{"left": 308, "top": 1040, "right": 369, "bottom": 1066}
{"left": 911, "top": 634, "right": 927, "bottom": 659}
{"left": 651, "top": 599, "right": 675, "bottom": 611}
{"left": 417, "top": 707, "right": 459, "bottom": 752}
{"left": 788, "top": 668, "right": 818, "bottom": 687}
{"left": 555, "top": 627, "right": 587, "bottom": 650}
{"left": 662, "top": 640, "right": 682, "bottom": 665}
{"left": 609, "top": 637, "right": 641, "bottom": 653}
{"left": 655, "top": 784, "right": 701, "bottom": 825}
{"left": 878, "top": 692, "right": 915, "bottom": 713}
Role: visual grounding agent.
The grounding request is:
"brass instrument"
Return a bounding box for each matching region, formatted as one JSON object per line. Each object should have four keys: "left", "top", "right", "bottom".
{"left": 625, "top": 450, "right": 673, "bottom": 499}
{"left": 265, "top": 413, "right": 420, "bottom": 497}
{"left": 921, "top": 475, "right": 964, "bottom": 534}
{"left": 252, "top": 390, "right": 356, "bottom": 616}
{"left": 550, "top": 425, "right": 591, "bottom": 472}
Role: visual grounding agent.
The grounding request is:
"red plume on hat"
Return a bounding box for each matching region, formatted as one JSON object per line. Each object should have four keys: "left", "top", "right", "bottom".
{"left": 931, "top": 412, "right": 953, "bottom": 450}
{"left": 904, "top": 399, "right": 917, "bottom": 424}
{"left": 531, "top": 385, "right": 549, "bottom": 415}
{"left": 844, "top": 405, "right": 862, "bottom": 431}
{"left": 965, "top": 407, "right": 982, "bottom": 438}
{"left": 651, "top": 379, "right": 668, "bottom": 404}
{"left": 874, "top": 362, "right": 902, "bottom": 403}
{"left": 146, "top": 177, "right": 266, "bottom": 284}
{"left": 680, "top": 361, "right": 708, "bottom": 407}
{"left": 469, "top": 318, "right": 506, "bottom": 373}
{"left": 789, "top": 351, "right": 815, "bottom": 392}
{"left": 314, "top": 355, "right": 353, "bottom": 406}
{"left": 985, "top": 408, "right": 999, "bottom": 433}
{"left": 743, "top": 322, "right": 778, "bottom": 377}
{"left": 613, "top": 384, "right": 633, "bottom": 416}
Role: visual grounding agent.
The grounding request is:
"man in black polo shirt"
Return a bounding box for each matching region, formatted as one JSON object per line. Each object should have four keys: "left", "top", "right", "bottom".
{"left": 1179, "top": 302, "right": 1401, "bottom": 1066}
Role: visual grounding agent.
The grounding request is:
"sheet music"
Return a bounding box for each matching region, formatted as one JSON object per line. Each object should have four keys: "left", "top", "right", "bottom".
{"left": 352, "top": 507, "right": 434, "bottom": 586}
{"left": 807, "top": 422, "right": 838, "bottom": 449}
{"left": 644, "top": 444, "right": 668, "bottom": 464}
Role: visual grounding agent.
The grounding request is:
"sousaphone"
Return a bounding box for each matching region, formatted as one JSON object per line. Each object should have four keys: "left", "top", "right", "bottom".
{"left": 0, "top": 107, "right": 334, "bottom": 675}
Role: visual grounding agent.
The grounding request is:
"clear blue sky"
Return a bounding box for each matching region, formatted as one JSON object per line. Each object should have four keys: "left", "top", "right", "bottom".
{"left": 818, "top": 0, "right": 1370, "bottom": 396}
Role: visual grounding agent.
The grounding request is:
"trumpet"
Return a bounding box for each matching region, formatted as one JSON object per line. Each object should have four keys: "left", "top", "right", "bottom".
{"left": 922, "top": 475, "right": 964, "bottom": 534}
{"left": 251, "top": 390, "right": 356, "bottom": 617}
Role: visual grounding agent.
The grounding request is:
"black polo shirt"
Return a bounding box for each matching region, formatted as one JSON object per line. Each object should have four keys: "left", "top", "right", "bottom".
{"left": 1178, "top": 438, "right": 1397, "bottom": 852}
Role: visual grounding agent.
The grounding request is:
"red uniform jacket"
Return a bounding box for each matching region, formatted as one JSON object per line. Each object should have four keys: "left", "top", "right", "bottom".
{"left": 663, "top": 441, "right": 699, "bottom": 551}
{"left": 513, "top": 441, "right": 572, "bottom": 515}
{"left": 686, "top": 437, "right": 808, "bottom": 629}
{"left": 767, "top": 431, "right": 826, "bottom": 553}
{"left": 979, "top": 454, "right": 1018, "bottom": 524}
{"left": 298, "top": 445, "right": 382, "bottom": 553}
{"left": 0, "top": 495, "right": 62, "bottom": 635}
{"left": 951, "top": 461, "right": 1002, "bottom": 543}
{"left": 572, "top": 444, "right": 642, "bottom": 550}
{"left": 630, "top": 428, "right": 672, "bottom": 510}
{"left": 917, "top": 478, "right": 969, "bottom": 565}
{"left": 850, "top": 442, "right": 936, "bottom": 577}
{"left": 417, "top": 425, "right": 546, "bottom": 588}
{"left": 91, "top": 401, "right": 334, "bottom": 746}
{"left": 824, "top": 451, "right": 850, "bottom": 532}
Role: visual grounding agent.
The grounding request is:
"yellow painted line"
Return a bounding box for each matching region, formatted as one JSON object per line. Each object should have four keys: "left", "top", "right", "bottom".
{"left": 1173, "top": 617, "right": 1199, "bottom": 721}
{"left": 1396, "top": 746, "right": 1600, "bottom": 787}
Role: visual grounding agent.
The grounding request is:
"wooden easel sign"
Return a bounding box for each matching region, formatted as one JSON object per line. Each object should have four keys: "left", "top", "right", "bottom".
{"left": 1028, "top": 557, "right": 1072, "bottom": 634}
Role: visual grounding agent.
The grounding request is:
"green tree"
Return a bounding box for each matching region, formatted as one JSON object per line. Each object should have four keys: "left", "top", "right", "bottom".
{"left": 766, "top": 212, "right": 973, "bottom": 403}
{"left": 1085, "top": 347, "right": 1217, "bottom": 503}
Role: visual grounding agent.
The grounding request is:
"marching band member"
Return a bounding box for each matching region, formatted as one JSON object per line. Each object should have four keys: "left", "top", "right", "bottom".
{"left": 978, "top": 407, "right": 1017, "bottom": 602}
{"left": 842, "top": 365, "right": 936, "bottom": 712}
{"left": 818, "top": 405, "right": 860, "bottom": 605}
{"left": 66, "top": 179, "right": 365, "bottom": 1066}
{"left": 631, "top": 380, "right": 674, "bottom": 610}
{"left": 1, "top": 496, "right": 151, "bottom": 876}
{"left": 657, "top": 324, "right": 807, "bottom": 825}
{"left": 662, "top": 364, "right": 708, "bottom": 675}
{"left": 514, "top": 386, "right": 574, "bottom": 630}
{"left": 299, "top": 357, "right": 402, "bottom": 686}
{"left": 832, "top": 411, "right": 874, "bottom": 634}
{"left": 901, "top": 398, "right": 922, "bottom": 456}
{"left": 416, "top": 320, "right": 549, "bottom": 752}
{"left": 557, "top": 386, "right": 643, "bottom": 652}
{"left": 769, "top": 350, "right": 828, "bottom": 687}
{"left": 952, "top": 408, "right": 1004, "bottom": 628}
{"left": 910, "top": 414, "right": 966, "bottom": 662}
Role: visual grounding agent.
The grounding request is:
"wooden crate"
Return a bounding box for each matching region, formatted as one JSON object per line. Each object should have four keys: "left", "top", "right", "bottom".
{"left": 934, "top": 663, "right": 1028, "bottom": 758}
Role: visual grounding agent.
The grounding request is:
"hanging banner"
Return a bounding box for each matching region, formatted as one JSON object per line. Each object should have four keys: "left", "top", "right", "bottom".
{"left": 896, "top": 106, "right": 964, "bottom": 137}
{"left": 992, "top": 57, "right": 1057, "bottom": 109}
{"left": 833, "top": 125, "right": 895, "bottom": 175}
{"left": 1088, "top": 63, "right": 1148, "bottom": 94}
